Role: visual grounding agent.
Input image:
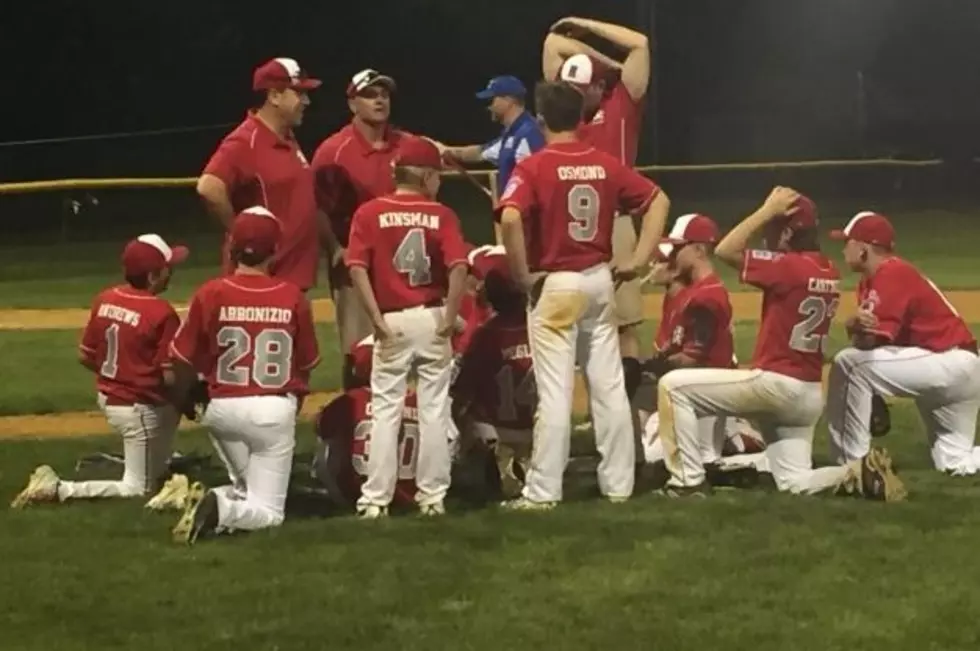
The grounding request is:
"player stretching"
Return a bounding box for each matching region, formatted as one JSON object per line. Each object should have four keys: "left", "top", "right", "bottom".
{"left": 12, "top": 236, "right": 188, "bottom": 508}
{"left": 658, "top": 187, "right": 905, "bottom": 501}
{"left": 345, "top": 138, "right": 469, "bottom": 518}
{"left": 497, "top": 81, "right": 670, "bottom": 509}
{"left": 169, "top": 206, "right": 320, "bottom": 544}
{"left": 826, "top": 211, "right": 980, "bottom": 475}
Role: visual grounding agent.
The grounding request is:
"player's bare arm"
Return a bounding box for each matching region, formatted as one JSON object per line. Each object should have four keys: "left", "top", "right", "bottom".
{"left": 619, "top": 191, "right": 670, "bottom": 279}
{"left": 196, "top": 174, "right": 236, "bottom": 229}
{"left": 425, "top": 138, "right": 484, "bottom": 164}
{"left": 440, "top": 264, "right": 469, "bottom": 337}
{"left": 498, "top": 207, "right": 534, "bottom": 291}
{"left": 548, "top": 17, "right": 650, "bottom": 100}
{"left": 542, "top": 32, "right": 620, "bottom": 82}
{"left": 714, "top": 186, "right": 801, "bottom": 268}
{"left": 349, "top": 266, "right": 394, "bottom": 341}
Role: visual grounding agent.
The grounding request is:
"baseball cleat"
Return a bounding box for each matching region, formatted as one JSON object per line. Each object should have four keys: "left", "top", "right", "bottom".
{"left": 356, "top": 504, "right": 389, "bottom": 520}
{"left": 171, "top": 482, "right": 218, "bottom": 544}
{"left": 419, "top": 501, "right": 446, "bottom": 517}
{"left": 658, "top": 482, "right": 710, "bottom": 499}
{"left": 499, "top": 497, "right": 557, "bottom": 511}
{"left": 10, "top": 465, "right": 61, "bottom": 508}
{"left": 145, "top": 474, "right": 190, "bottom": 511}
{"left": 860, "top": 447, "right": 907, "bottom": 502}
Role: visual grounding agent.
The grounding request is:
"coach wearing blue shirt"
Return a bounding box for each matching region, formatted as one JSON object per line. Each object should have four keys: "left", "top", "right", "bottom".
{"left": 434, "top": 75, "right": 545, "bottom": 198}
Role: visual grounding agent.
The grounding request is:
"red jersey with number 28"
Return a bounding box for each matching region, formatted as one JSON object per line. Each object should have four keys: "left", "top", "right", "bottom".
{"left": 857, "top": 256, "right": 975, "bottom": 352}
{"left": 497, "top": 141, "right": 659, "bottom": 272}
{"left": 741, "top": 250, "right": 841, "bottom": 383}
{"left": 453, "top": 312, "right": 535, "bottom": 430}
{"left": 79, "top": 285, "right": 180, "bottom": 405}
{"left": 170, "top": 274, "right": 320, "bottom": 399}
{"left": 315, "top": 387, "right": 419, "bottom": 507}
{"left": 346, "top": 192, "right": 469, "bottom": 312}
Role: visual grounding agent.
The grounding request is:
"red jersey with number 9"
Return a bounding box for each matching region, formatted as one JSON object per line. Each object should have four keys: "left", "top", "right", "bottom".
{"left": 453, "top": 312, "right": 536, "bottom": 430}
{"left": 345, "top": 192, "right": 469, "bottom": 312}
{"left": 857, "top": 256, "right": 975, "bottom": 352}
{"left": 170, "top": 274, "right": 320, "bottom": 398}
{"left": 496, "top": 141, "right": 659, "bottom": 272}
{"left": 315, "top": 387, "right": 419, "bottom": 507}
{"left": 741, "top": 250, "right": 841, "bottom": 382}
{"left": 79, "top": 285, "right": 181, "bottom": 405}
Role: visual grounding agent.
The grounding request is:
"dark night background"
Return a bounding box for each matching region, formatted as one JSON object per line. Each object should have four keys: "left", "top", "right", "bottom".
{"left": 0, "top": 0, "right": 977, "bottom": 241}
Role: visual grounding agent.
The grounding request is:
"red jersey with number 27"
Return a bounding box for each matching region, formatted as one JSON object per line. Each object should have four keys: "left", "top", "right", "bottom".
{"left": 79, "top": 286, "right": 180, "bottom": 405}
{"left": 170, "top": 274, "right": 320, "bottom": 399}
{"left": 497, "top": 141, "right": 659, "bottom": 272}
{"left": 857, "top": 256, "right": 975, "bottom": 352}
{"left": 315, "top": 387, "right": 419, "bottom": 507}
{"left": 346, "top": 192, "right": 469, "bottom": 312}
{"left": 741, "top": 250, "right": 841, "bottom": 383}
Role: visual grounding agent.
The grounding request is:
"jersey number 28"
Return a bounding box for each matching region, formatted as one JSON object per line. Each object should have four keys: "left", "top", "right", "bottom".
{"left": 217, "top": 326, "right": 294, "bottom": 389}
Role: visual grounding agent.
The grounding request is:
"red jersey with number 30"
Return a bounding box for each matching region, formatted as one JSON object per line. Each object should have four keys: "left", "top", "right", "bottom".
{"left": 741, "top": 250, "right": 841, "bottom": 382}
{"left": 315, "top": 387, "right": 418, "bottom": 507}
{"left": 346, "top": 192, "right": 468, "bottom": 312}
{"left": 79, "top": 286, "right": 180, "bottom": 405}
{"left": 857, "top": 256, "right": 975, "bottom": 352}
{"left": 497, "top": 141, "right": 659, "bottom": 272}
{"left": 453, "top": 312, "right": 535, "bottom": 430}
{"left": 170, "top": 274, "right": 320, "bottom": 399}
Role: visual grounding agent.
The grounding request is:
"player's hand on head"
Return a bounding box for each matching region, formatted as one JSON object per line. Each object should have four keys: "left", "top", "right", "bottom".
{"left": 761, "top": 186, "right": 801, "bottom": 218}
{"left": 550, "top": 17, "right": 587, "bottom": 38}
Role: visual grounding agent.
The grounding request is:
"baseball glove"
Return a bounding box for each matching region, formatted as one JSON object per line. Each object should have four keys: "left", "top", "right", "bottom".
{"left": 870, "top": 394, "right": 891, "bottom": 438}
{"left": 179, "top": 379, "right": 210, "bottom": 422}
{"left": 642, "top": 353, "right": 673, "bottom": 381}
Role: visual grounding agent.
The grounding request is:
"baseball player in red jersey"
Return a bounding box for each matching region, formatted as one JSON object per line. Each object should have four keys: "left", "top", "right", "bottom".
{"left": 544, "top": 17, "right": 650, "bottom": 384}
{"left": 12, "top": 236, "right": 188, "bottom": 508}
{"left": 658, "top": 187, "right": 906, "bottom": 501}
{"left": 497, "top": 81, "right": 670, "bottom": 509}
{"left": 345, "top": 137, "right": 469, "bottom": 518}
{"left": 168, "top": 206, "right": 320, "bottom": 544}
{"left": 826, "top": 211, "right": 980, "bottom": 474}
{"left": 453, "top": 248, "right": 534, "bottom": 499}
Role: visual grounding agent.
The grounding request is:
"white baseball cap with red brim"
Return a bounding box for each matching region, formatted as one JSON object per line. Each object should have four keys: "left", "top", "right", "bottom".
{"left": 122, "top": 234, "right": 189, "bottom": 276}
{"left": 252, "top": 58, "right": 322, "bottom": 92}
{"left": 662, "top": 213, "right": 720, "bottom": 245}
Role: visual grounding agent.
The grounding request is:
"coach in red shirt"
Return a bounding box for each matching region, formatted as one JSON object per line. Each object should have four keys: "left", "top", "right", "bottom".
{"left": 197, "top": 58, "right": 321, "bottom": 291}
{"left": 313, "top": 68, "right": 419, "bottom": 381}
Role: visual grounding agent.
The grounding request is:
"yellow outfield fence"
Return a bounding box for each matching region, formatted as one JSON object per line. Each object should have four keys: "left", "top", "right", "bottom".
{"left": 0, "top": 157, "right": 948, "bottom": 196}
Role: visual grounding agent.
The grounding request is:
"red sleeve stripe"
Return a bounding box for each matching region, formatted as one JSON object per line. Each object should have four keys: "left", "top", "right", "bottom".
{"left": 78, "top": 344, "right": 96, "bottom": 353}
{"left": 447, "top": 257, "right": 468, "bottom": 268}
{"left": 300, "top": 356, "right": 321, "bottom": 371}
{"left": 864, "top": 328, "right": 895, "bottom": 341}
{"left": 496, "top": 200, "right": 523, "bottom": 214}
{"left": 169, "top": 343, "right": 193, "bottom": 365}
{"left": 739, "top": 251, "right": 752, "bottom": 283}
{"left": 629, "top": 187, "right": 660, "bottom": 217}
{"left": 346, "top": 260, "right": 369, "bottom": 268}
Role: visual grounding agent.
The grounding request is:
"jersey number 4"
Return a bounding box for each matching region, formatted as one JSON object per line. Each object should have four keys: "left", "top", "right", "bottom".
{"left": 790, "top": 295, "right": 840, "bottom": 354}
{"left": 352, "top": 420, "right": 418, "bottom": 480}
{"left": 217, "top": 326, "right": 294, "bottom": 389}
{"left": 393, "top": 228, "right": 432, "bottom": 287}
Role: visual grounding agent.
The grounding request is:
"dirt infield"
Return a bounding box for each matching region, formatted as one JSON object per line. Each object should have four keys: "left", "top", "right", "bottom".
{"left": 3, "top": 290, "right": 980, "bottom": 440}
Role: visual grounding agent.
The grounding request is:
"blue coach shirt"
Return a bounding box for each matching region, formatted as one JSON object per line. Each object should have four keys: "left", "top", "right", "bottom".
{"left": 480, "top": 111, "right": 544, "bottom": 197}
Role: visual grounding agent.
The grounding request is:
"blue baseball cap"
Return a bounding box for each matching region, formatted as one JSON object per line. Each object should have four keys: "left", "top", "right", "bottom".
{"left": 475, "top": 75, "right": 526, "bottom": 100}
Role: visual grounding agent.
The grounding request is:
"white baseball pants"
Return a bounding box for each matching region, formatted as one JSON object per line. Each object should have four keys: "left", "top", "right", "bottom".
{"left": 641, "top": 411, "right": 756, "bottom": 466}
{"left": 358, "top": 306, "right": 454, "bottom": 509}
{"left": 203, "top": 395, "right": 297, "bottom": 531}
{"left": 659, "top": 368, "right": 851, "bottom": 494}
{"left": 523, "top": 264, "right": 634, "bottom": 503}
{"left": 827, "top": 346, "right": 980, "bottom": 474}
{"left": 58, "top": 394, "right": 179, "bottom": 501}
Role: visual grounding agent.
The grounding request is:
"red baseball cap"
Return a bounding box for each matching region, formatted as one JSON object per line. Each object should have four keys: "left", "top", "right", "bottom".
{"left": 121, "top": 234, "right": 189, "bottom": 276}
{"left": 663, "top": 213, "right": 720, "bottom": 245}
{"left": 558, "top": 54, "right": 610, "bottom": 89}
{"left": 347, "top": 68, "right": 397, "bottom": 98}
{"left": 467, "top": 244, "right": 509, "bottom": 280}
{"left": 252, "top": 58, "right": 322, "bottom": 92}
{"left": 229, "top": 206, "right": 282, "bottom": 258}
{"left": 395, "top": 137, "right": 442, "bottom": 169}
{"left": 829, "top": 211, "right": 895, "bottom": 248}
{"left": 785, "top": 195, "right": 819, "bottom": 229}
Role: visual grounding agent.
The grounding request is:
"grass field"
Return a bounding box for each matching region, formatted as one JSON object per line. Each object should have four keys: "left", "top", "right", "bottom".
{"left": 3, "top": 204, "right": 980, "bottom": 650}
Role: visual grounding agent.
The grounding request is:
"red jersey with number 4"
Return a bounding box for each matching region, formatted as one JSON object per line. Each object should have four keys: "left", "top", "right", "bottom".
{"left": 346, "top": 192, "right": 468, "bottom": 312}
{"left": 857, "top": 256, "right": 975, "bottom": 352}
{"left": 170, "top": 274, "right": 320, "bottom": 399}
{"left": 79, "top": 286, "right": 180, "bottom": 405}
{"left": 664, "top": 275, "right": 735, "bottom": 368}
{"left": 315, "top": 387, "right": 418, "bottom": 507}
{"left": 741, "top": 250, "right": 841, "bottom": 383}
{"left": 497, "top": 141, "right": 659, "bottom": 273}
{"left": 577, "top": 82, "right": 643, "bottom": 166}
{"left": 453, "top": 312, "right": 535, "bottom": 430}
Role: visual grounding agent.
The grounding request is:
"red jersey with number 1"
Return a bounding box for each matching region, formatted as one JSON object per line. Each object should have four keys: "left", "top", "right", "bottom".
{"left": 497, "top": 141, "right": 659, "bottom": 272}
{"left": 315, "top": 387, "right": 419, "bottom": 507}
{"left": 741, "top": 250, "right": 841, "bottom": 383}
{"left": 346, "top": 192, "right": 469, "bottom": 312}
{"left": 79, "top": 285, "right": 180, "bottom": 405}
{"left": 170, "top": 274, "right": 320, "bottom": 399}
{"left": 453, "top": 311, "right": 535, "bottom": 430}
{"left": 857, "top": 256, "right": 975, "bottom": 352}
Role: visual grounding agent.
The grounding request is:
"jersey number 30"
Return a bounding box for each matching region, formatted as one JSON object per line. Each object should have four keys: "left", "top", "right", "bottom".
{"left": 217, "top": 326, "right": 294, "bottom": 389}
{"left": 790, "top": 296, "right": 840, "bottom": 354}
{"left": 352, "top": 420, "right": 418, "bottom": 480}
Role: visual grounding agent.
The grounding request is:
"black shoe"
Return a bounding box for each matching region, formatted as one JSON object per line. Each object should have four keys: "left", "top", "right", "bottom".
{"left": 705, "top": 463, "right": 761, "bottom": 489}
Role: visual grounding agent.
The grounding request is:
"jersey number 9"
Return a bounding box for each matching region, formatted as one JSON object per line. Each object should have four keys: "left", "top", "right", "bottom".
{"left": 567, "top": 184, "right": 600, "bottom": 243}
